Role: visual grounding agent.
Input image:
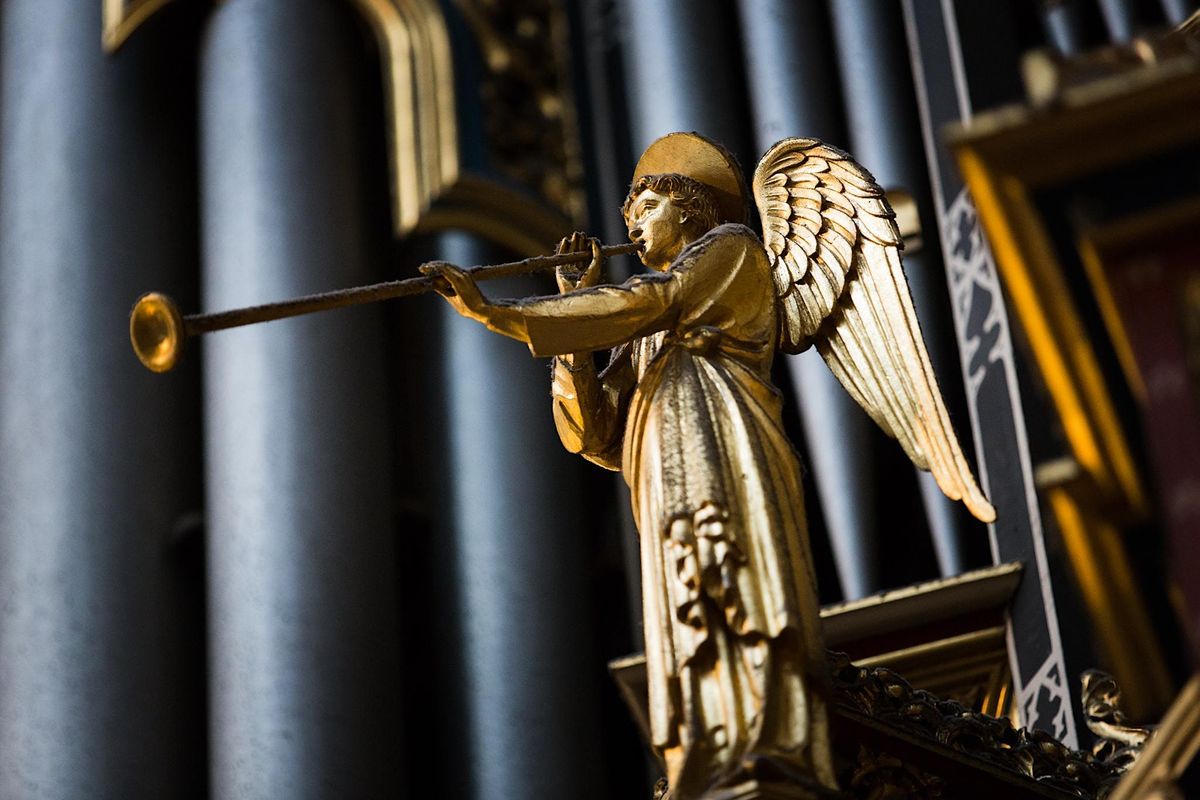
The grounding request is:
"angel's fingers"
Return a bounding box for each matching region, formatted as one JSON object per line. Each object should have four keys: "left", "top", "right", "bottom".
{"left": 557, "top": 233, "right": 582, "bottom": 255}
{"left": 420, "top": 261, "right": 467, "bottom": 296}
{"left": 427, "top": 274, "right": 455, "bottom": 297}
{"left": 419, "top": 260, "right": 459, "bottom": 277}
{"left": 582, "top": 239, "right": 604, "bottom": 283}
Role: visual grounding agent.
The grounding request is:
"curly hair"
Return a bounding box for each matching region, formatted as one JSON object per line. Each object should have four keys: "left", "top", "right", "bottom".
{"left": 622, "top": 173, "right": 720, "bottom": 236}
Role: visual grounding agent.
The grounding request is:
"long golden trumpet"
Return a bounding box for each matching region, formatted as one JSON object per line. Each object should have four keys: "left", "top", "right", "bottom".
{"left": 129, "top": 241, "right": 641, "bottom": 373}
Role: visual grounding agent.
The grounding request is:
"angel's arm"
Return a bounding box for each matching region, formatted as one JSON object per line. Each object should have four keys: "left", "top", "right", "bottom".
{"left": 550, "top": 345, "right": 635, "bottom": 470}
{"left": 428, "top": 264, "right": 681, "bottom": 356}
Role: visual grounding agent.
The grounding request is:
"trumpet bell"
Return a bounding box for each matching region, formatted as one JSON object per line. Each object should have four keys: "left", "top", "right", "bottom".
{"left": 130, "top": 292, "right": 184, "bottom": 373}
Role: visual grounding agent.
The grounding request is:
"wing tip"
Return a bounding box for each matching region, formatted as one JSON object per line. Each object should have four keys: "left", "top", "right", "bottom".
{"left": 934, "top": 466, "right": 997, "bottom": 524}
{"left": 967, "top": 492, "right": 997, "bottom": 524}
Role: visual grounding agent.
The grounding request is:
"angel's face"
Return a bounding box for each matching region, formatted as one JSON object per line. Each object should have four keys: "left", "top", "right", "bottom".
{"left": 626, "top": 189, "right": 691, "bottom": 271}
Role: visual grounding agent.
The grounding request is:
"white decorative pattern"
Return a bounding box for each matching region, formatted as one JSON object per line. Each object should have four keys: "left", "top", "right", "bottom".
{"left": 940, "top": 187, "right": 1077, "bottom": 746}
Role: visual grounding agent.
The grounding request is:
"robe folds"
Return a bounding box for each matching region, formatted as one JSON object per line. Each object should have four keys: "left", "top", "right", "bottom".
{"left": 507, "top": 224, "right": 836, "bottom": 796}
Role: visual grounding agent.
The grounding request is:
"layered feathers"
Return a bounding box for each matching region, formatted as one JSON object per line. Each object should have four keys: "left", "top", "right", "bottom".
{"left": 752, "top": 138, "right": 995, "bottom": 523}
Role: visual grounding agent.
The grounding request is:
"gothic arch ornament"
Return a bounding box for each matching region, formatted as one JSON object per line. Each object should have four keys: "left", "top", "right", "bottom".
{"left": 349, "top": 0, "right": 459, "bottom": 235}
{"left": 102, "top": 0, "right": 578, "bottom": 256}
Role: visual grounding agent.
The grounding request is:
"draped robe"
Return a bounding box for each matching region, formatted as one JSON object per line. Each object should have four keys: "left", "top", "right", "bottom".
{"left": 500, "top": 224, "right": 836, "bottom": 797}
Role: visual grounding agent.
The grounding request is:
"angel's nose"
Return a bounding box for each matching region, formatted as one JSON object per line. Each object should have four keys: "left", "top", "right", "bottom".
{"left": 629, "top": 226, "right": 643, "bottom": 240}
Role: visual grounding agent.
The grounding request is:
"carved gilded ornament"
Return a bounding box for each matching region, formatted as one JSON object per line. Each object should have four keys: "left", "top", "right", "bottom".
{"left": 830, "top": 653, "right": 1124, "bottom": 799}
{"left": 1082, "top": 669, "right": 1155, "bottom": 773}
{"left": 453, "top": 0, "right": 585, "bottom": 221}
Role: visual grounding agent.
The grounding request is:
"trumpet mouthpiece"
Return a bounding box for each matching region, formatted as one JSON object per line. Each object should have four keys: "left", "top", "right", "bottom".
{"left": 130, "top": 292, "right": 184, "bottom": 373}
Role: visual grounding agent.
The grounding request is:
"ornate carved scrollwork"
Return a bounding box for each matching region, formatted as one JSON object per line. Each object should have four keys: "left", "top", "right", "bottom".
{"left": 1082, "top": 669, "right": 1155, "bottom": 773}
{"left": 454, "top": 0, "right": 585, "bottom": 222}
{"left": 829, "top": 652, "right": 1124, "bottom": 799}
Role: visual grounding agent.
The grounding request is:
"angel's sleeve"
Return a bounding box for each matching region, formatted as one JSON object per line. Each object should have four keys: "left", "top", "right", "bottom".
{"left": 494, "top": 272, "right": 680, "bottom": 356}
{"left": 550, "top": 344, "right": 635, "bottom": 471}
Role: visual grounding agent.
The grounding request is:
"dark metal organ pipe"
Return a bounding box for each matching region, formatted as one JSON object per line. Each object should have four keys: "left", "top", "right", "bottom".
{"left": 199, "top": 3, "right": 401, "bottom": 797}
{"left": 0, "top": 1, "right": 204, "bottom": 796}
{"left": 736, "top": 0, "right": 883, "bottom": 600}
{"left": 829, "top": 0, "right": 983, "bottom": 578}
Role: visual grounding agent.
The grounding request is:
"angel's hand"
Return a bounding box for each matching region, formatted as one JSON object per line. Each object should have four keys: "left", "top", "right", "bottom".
{"left": 555, "top": 232, "right": 603, "bottom": 294}
{"left": 420, "top": 261, "right": 490, "bottom": 324}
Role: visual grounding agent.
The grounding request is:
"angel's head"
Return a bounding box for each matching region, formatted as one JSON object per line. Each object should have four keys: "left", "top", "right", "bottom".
{"left": 623, "top": 173, "right": 720, "bottom": 271}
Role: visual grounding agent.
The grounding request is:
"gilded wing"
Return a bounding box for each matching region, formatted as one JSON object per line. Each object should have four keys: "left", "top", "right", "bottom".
{"left": 753, "top": 137, "right": 995, "bottom": 523}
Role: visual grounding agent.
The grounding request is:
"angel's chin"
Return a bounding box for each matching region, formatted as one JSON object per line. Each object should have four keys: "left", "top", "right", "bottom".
{"left": 638, "top": 250, "right": 670, "bottom": 272}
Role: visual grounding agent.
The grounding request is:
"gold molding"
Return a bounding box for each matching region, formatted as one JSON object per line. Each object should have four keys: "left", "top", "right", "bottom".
{"left": 821, "top": 564, "right": 1022, "bottom": 720}
{"left": 104, "top": 0, "right": 461, "bottom": 239}
{"left": 415, "top": 173, "right": 573, "bottom": 258}
{"left": 102, "top": 0, "right": 174, "bottom": 52}
{"left": 451, "top": 0, "right": 585, "bottom": 223}
{"left": 953, "top": 145, "right": 1146, "bottom": 511}
{"left": 1045, "top": 485, "right": 1175, "bottom": 717}
{"left": 350, "top": 0, "right": 459, "bottom": 236}
{"left": 852, "top": 626, "right": 1012, "bottom": 719}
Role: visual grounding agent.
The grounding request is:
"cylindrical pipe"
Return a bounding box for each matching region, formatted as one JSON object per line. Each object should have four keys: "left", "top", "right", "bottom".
{"left": 737, "top": 0, "right": 881, "bottom": 599}
{"left": 1098, "top": 0, "right": 1139, "bottom": 43}
{"left": 616, "top": 0, "right": 751, "bottom": 159}
{"left": 829, "top": 0, "right": 981, "bottom": 577}
{"left": 199, "top": 3, "right": 400, "bottom": 797}
{"left": 1041, "top": 0, "right": 1090, "bottom": 54}
{"left": 0, "top": 1, "right": 204, "bottom": 796}
{"left": 424, "top": 232, "right": 607, "bottom": 798}
{"left": 1162, "top": 0, "right": 1197, "bottom": 25}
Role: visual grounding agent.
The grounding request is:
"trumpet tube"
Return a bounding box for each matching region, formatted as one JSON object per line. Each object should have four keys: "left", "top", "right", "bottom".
{"left": 129, "top": 241, "right": 642, "bottom": 373}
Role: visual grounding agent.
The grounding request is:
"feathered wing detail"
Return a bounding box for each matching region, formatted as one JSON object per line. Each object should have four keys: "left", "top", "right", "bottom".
{"left": 752, "top": 138, "right": 996, "bottom": 523}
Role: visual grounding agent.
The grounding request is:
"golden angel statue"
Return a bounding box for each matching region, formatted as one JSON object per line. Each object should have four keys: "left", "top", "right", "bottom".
{"left": 424, "top": 132, "right": 995, "bottom": 800}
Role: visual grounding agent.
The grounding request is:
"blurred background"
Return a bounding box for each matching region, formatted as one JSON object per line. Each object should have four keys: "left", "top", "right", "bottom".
{"left": 1, "top": 0, "right": 1199, "bottom": 797}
